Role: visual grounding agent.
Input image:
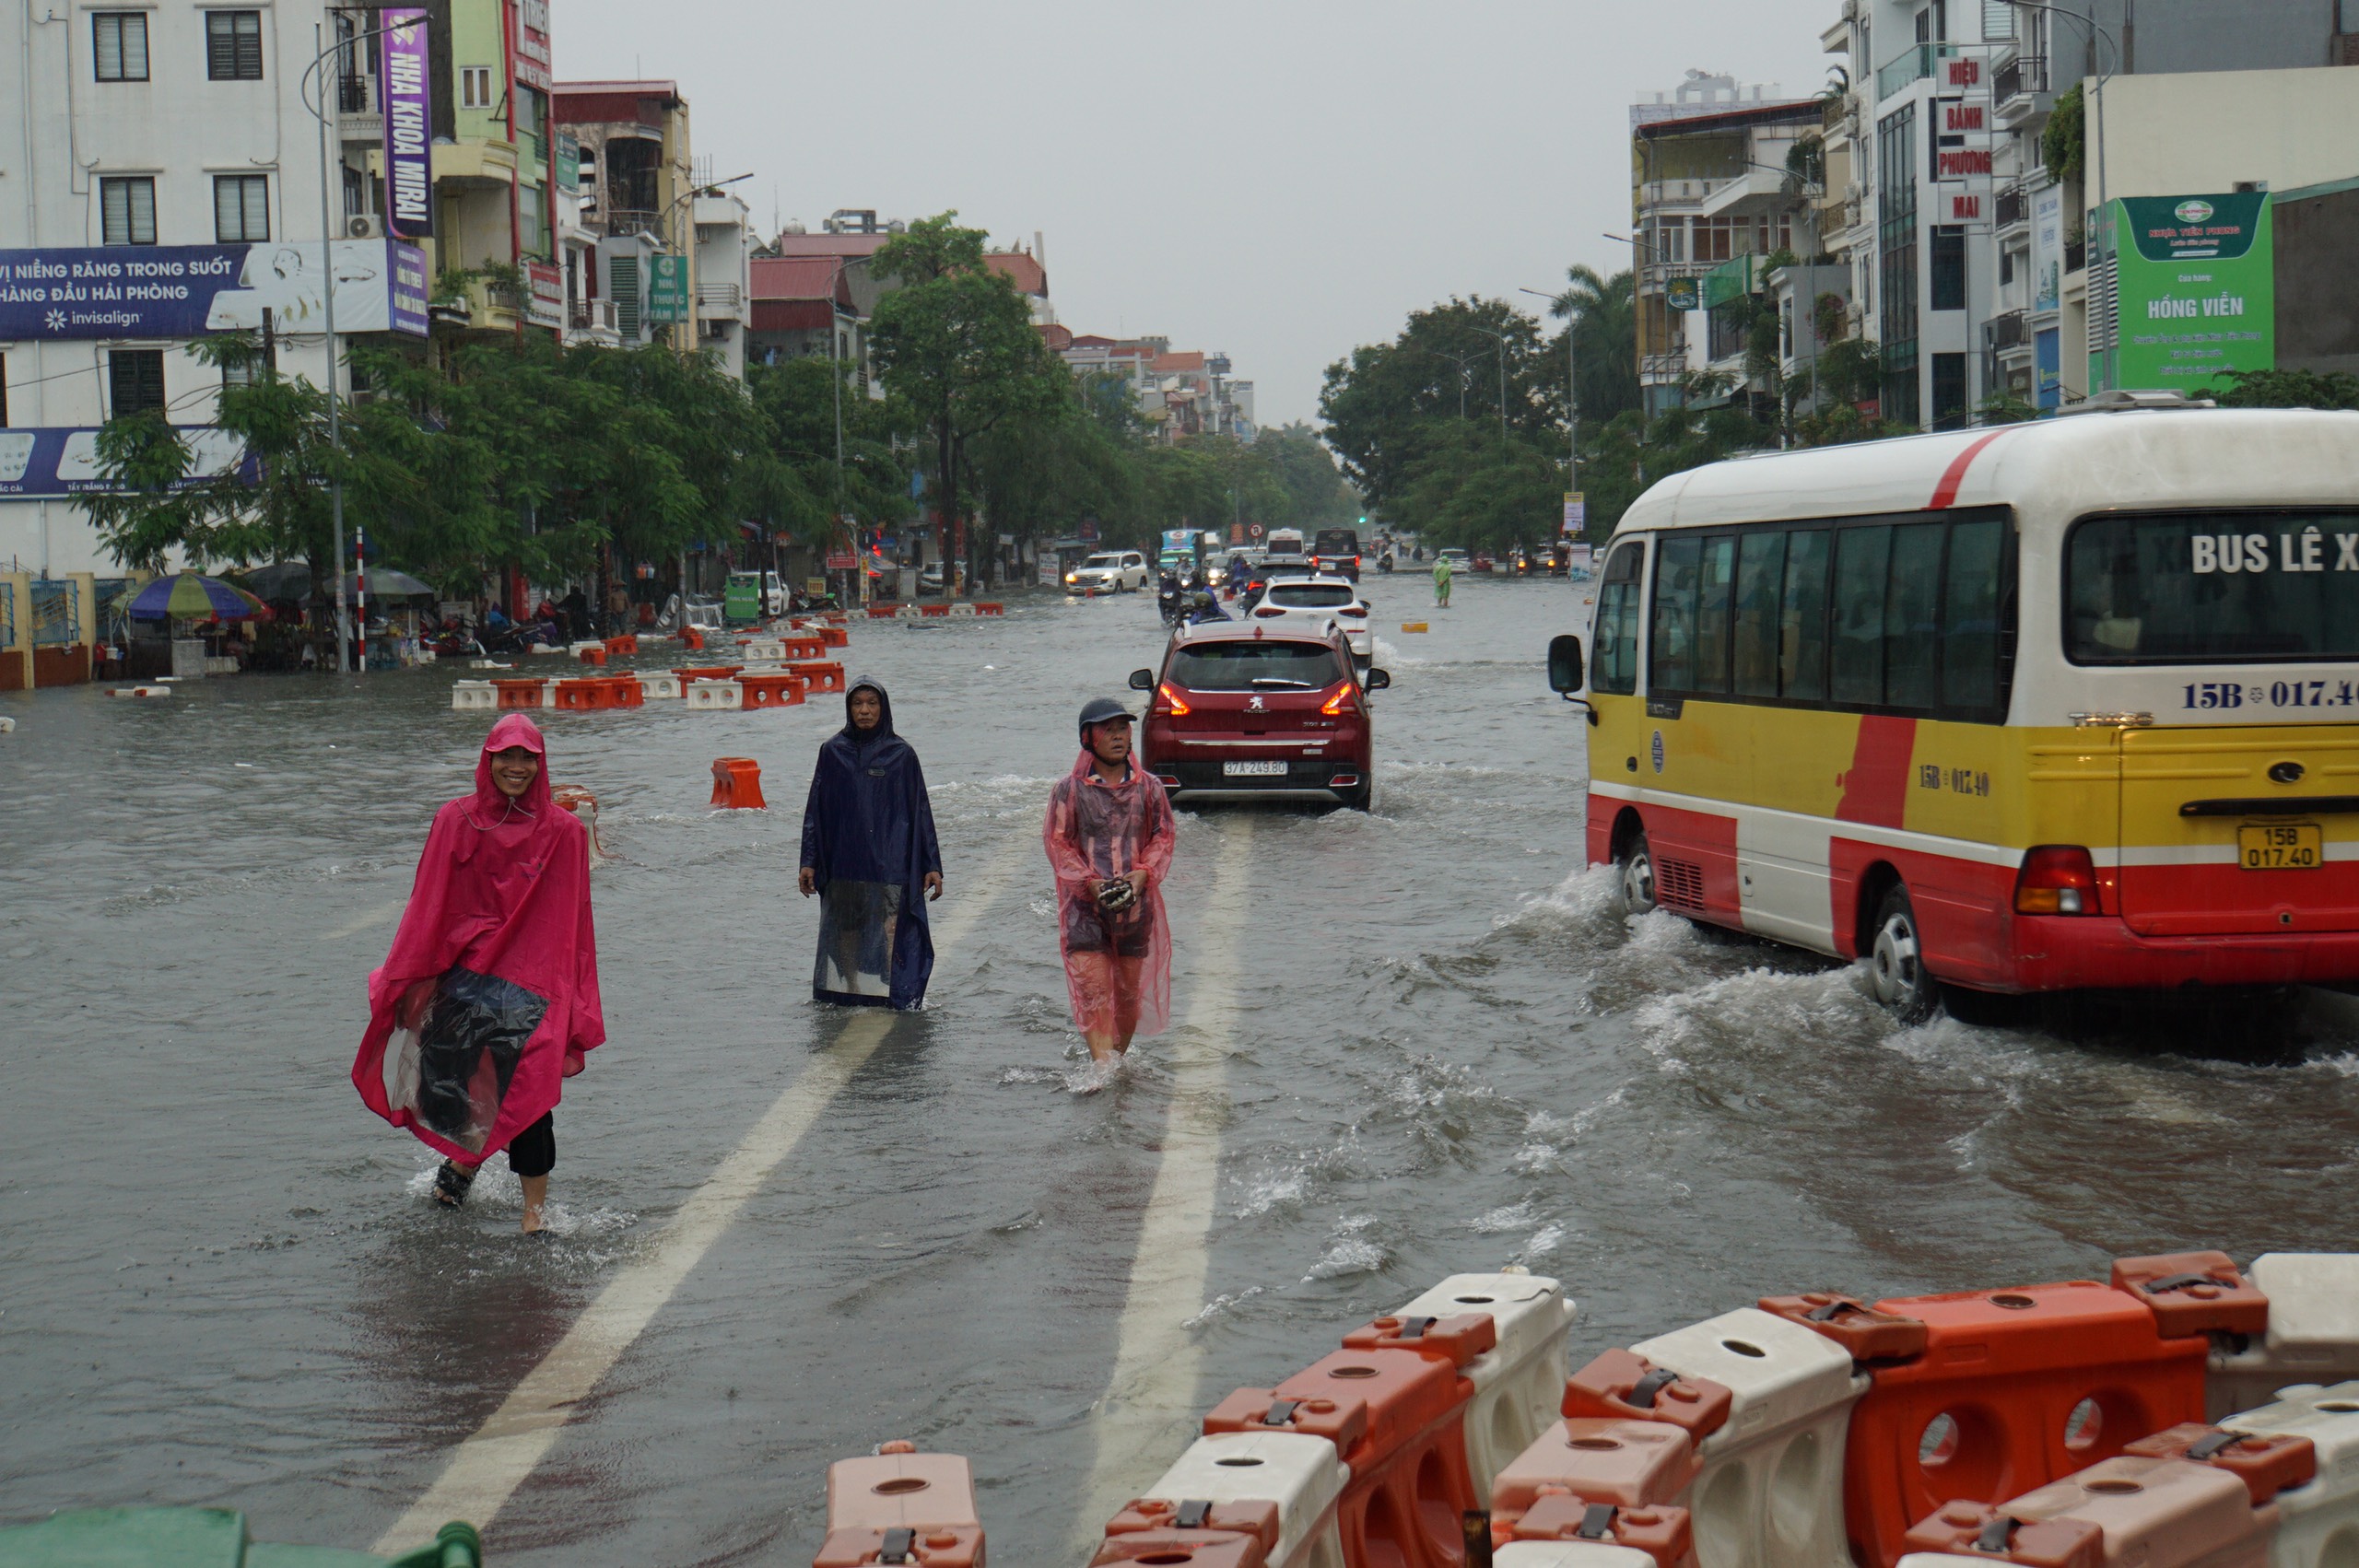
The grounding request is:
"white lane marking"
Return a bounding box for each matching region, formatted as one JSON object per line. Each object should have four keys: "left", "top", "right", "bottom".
{"left": 1074, "top": 818, "right": 1254, "bottom": 1543}
{"left": 372, "top": 831, "right": 1033, "bottom": 1552}
{"left": 321, "top": 899, "right": 406, "bottom": 942}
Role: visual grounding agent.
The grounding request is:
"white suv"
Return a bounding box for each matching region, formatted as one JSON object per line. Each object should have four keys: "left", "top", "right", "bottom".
{"left": 1065, "top": 550, "right": 1150, "bottom": 593}
{"left": 1246, "top": 573, "right": 1373, "bottom": 665}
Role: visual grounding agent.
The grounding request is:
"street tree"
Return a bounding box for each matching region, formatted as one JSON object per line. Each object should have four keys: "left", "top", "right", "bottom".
{"left": 866, "top": 212, "right": 1072, "bottom": 589}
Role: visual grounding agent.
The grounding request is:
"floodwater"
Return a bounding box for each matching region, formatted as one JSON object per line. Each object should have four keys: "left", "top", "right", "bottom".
{"left": 6, "top": 578, "right": 2359, "bottom": 1564}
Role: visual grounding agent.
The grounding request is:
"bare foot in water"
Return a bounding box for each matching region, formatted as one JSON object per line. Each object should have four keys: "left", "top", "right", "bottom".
{"left": 520, "top": 1174, "right": 549, "bottom": 1235}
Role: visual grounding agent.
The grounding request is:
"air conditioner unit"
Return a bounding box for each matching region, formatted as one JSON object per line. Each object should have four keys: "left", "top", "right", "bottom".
{"left": 346, "top": 213, "right": 384, "bottom": 240}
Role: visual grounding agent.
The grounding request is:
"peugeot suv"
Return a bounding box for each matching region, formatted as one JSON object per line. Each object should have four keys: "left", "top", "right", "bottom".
{"left": 1130, "top": 621, "right": 1390, "bottom": 810}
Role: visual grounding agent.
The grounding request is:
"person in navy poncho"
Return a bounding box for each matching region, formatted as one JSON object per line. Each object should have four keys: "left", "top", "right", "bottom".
{"left": 798, "top": 676, "right": 944, "bottom": 1008}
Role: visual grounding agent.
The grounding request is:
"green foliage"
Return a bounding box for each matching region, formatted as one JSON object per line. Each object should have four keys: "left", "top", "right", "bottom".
{"left": 1549, "top": 266, "right": 1643, "bottom": 433}
{"left": 2209, "top": 367, "right": 2359, "bottom": 410}
{"left": 1389, "top": 425, "right": 1564, "bottom": 552}
{"left": 2043, "top": 86, "right": 2084, "bottom": 187}
{"left": 1977, "top": 389, "right": 2042, "bottom": 426}
{"left": 1579, "top": 404, "right": 1772, "bottom": 537}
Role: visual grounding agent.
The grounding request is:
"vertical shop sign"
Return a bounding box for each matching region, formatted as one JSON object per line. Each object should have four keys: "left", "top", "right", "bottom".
{"left": 381, "top": 9, "right": 433, "bottom": 240}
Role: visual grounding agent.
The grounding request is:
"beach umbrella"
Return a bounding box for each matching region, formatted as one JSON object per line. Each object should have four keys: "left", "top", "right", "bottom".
{"left": 124, "top": 572, "right": 272, "bottom": 621}
{"left": 241, "top": 561, "right": 312, "bottom": 601}
{"left": 334, "top": 568, "right": 437, "bottom": 600}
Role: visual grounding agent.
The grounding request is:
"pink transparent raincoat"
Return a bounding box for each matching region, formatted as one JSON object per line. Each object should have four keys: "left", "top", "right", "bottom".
{"left": 1043, "top": 749, "right": 1177, "bottom": 1041}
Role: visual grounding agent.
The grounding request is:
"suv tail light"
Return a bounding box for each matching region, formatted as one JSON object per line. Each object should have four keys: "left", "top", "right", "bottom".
{"left": 1253, "top": 605, "right": 1285, "bottom": 618}
{"left": 2015, "top": 846, "right": 2098, "bottom": 914}
{"left": 1337, "top": 605, "right": 1367, "bottom": 618}
{"left": 1155, "top": 682, "right": 1191, "bottom": 717}
{"left": 1320, "top": 682, "right": 1359, "bottom": 717}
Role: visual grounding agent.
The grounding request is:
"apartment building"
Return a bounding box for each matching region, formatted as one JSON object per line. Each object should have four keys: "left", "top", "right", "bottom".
{"left": 554, "top": 79, "right": 697, "bottom": 352}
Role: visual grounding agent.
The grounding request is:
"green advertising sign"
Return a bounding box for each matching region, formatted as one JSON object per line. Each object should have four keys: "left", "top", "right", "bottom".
{"left": 2097, "top": 191, "right": 2274, "bottom": 393}
{"left": 648, "top": 254, "right": 689, "bottom": 324}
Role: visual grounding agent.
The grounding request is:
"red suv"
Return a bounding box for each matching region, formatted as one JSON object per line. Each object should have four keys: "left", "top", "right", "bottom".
{"left": 1130, "top": 621, "right": 1389, "bottom": 810}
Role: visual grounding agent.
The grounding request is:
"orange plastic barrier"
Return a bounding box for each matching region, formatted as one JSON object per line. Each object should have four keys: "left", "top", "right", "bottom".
{"left": 681, "top": 626, "right": 706, "bottom": 651}
{"left": 576, "top": 644, "right": 607, "bottom": 666}
{"left": 2121, "top": 1422, "right": 2317, "bottom": 1504}
{"left": 814, "top": 1444, "right": 981, "bottom": 1568}
{"left": 1104, "top": 1499, "right": 1280, "bottom": 1553}
{"left": 974, "top": 603, "right": 1003, "bottom": 615}
{"left": 553, "top": 678, "right": 616, "bottom": 710}
{"left": 1845, "top": 1281, "right": 2209, "bottom": 1568}
{"left": 1089, "top": 1530, "right": 1264, "bottom": 1567}
{"left": 493, "top": 678, "right": 548, "bottom": 708}
{"left": 1902, "top": 1451, "right": 2275, "bottom": 1568}
{"left": 1203, "top": 1386, "right": 1372, "bottom": 1454}
{"left": 1561, "top": 1348, "right": 1734, "bottom": 1445}
{"left": 740, "top": 672, "right": 808, "bottom": 709}
{"left": 1490, "top": 1418, "right": 1698, "bottom": 1538}
{"left": 919, "top": 603, "right": 950, "bottom": 617}
{"left": 1508, "top": 1498, "right": 1696, "bottom": 1568}
{"left": 866, "top": 604, "right": 900, "bottom": 619}
{"left": 675, "top": 664, "right": 745, "bottom": 685}
{"left": 1342, "top": 1312, "right": 1498, "bottom": 1367}
{"left": 791, "top": 661, "right": 847, "bottom": 693}
{"left": 2110, "top": 1252, "right": 2271, "bottom": 1340}
{"left": 550, "top": 784, "right": 607, "bottom": 863}
{"left": 604, "top": 634, "right": 638, "bottom": 656}
{"left": 1268, "top": 1349, "right": 1478, "bottom": 1568}
{"left": 817, "top": 626, "right": 851, "bottom": 648}
{"left": 711, "top": 757, "right": 766, "bottom": 810}
{"left": 609, "top": 675, "right": 644, "bottom": 708}
{"left": 1758, "top": 1293, "right": 1931, "bottom": 1362}
{"left": 781, "top": 636, "right": 827, "bottom": 661}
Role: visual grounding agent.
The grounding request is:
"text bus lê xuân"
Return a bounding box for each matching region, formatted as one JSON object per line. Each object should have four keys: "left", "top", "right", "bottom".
{"left": 1546, "top": 406, "right": 2359, "bottom": 1020}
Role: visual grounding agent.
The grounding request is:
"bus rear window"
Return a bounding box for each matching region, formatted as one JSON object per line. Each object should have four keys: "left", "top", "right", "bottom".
{"left": 2066, "top": 513, "right": 2359, "bottom": 664}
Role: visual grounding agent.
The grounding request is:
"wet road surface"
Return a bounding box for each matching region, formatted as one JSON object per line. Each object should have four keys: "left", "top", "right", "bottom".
{"left": 7, "top": 578, "right": 2359, "bottom": 1563}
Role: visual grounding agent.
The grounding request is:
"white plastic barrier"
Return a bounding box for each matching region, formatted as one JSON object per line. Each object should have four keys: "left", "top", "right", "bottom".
{"left": 2223, "top": 1379, "right": 2359, "bottom": 1568}
{"left": 637, "top": 671, "right": 683, "bottom": 699}
{"left": 107, "top": 686, "right": 173, "bottom": 698}
{"left": 1498, "top": 1546, "right": 1662, "bottom": 1568}
{"left": 529, "top": 642, "right": 565, "bottom": 655}
{"left": 896, "top": 603, "right": 925, "bottom": 619}
{"left": 2211, "top": 1256, "right": 2359, "bottom": 1418}
{"left": 1393, "top": 1270, "right": 1578, "bottom": 1492}
{"left": 1629, "top": 1305, "right": 1865, "bottom": 1568}
{"left": 1138, "top": 1431, "right": 1347, "bottom": 1568}
{"left": 741, "top": 638, "right": 783, "bottom": 661}
{"left": 686, "top": 679, "right": 743, "bottom": 711}
{"left": 451, "top": 680, "right": 496, "bottom": 711}
{"left": 947, "top": 601, "right": 977, "bottom": 616}
{"left": 0, "top": 715, "right": 14, "bottom": 732}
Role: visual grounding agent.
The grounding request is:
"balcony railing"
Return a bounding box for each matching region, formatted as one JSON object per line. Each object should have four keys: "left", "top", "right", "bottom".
{"left": 1986, "top": 310, "right": 2028, "bottom": 350}
{"left": 1996, "top": 186, "right": 2028, "bottom": 228}
{"left": 336, "top": 72, "right": 372, "bottom": 114}
{"left": 602, "top": 207, "right": 663, "bottom": 239}
{"left": 569, "top": 299, "right": 619, "bottom": 335}
{"left": 2065, "top": 237, "right": 2087, "bottom": 273}
{"left": 1639, "top": 353, "right": 1687, "bottom": 383}
{"left": 696, "top": 282, "right": 742, "bottom": 311}
{"left": 1995, "top": 54, "right": 2047, "bottom": 105}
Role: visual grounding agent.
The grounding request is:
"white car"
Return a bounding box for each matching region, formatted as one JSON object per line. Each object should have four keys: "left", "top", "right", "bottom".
{"left": 1065, "top": 550, "right": 1150, "bottom": 593}
{"left": 1437, "top": 547, "right": 1471, "bottom": 572}
{"left": 1246, "top": 573, "right": 1373, "bottom": 665}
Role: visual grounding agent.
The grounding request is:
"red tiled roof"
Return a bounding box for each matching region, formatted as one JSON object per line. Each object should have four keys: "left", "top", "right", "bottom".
{"left": 1152, "top": 351, "right": 1205, "bottom": 374}
{"left": 552, "top": 80, "right": 682, "bottom": 126}
{"left": 750, "top": 255, "right": 854, "bottom": 306}
{"left": 1634, "top": 99, "right": 1819, "bottom": 138}
{"left": 1039, "top": 322, "right": 1074, "bottom": 350}
{"left": 752, "top": 301, "right": 836, "bottom": 333}
{"left": 1068, "top": 333, "right": 1118, "bottom": 349}
{"left": 986, "top": 251, "right": 1048, "bottom": 297}
{"left": 771, "top": 232, "right": 893, "bottom": 258}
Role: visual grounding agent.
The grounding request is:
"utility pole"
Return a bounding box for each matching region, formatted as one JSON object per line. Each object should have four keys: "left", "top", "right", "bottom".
{"left": 309, "top": 23, "right": 349, "bottom": 673}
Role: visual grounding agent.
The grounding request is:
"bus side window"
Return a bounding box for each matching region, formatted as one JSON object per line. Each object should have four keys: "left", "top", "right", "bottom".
{"left": 1651, "top": 534, "right": 1702, "bottom": 693}
{"left": 1884, "top": 522, "right": 1945, "bottom": 709}
{"left": 1691, "top": 536, "right": 1737, "bottom": 696}
{"left": 1942, "top": 519, "right": 2005, "bottom": 711}
{"left": 1781, "top": 529, "right": 1830, "bottom": 701}
{"left": 1733, "top": 531, "right": 1787, "bottom": 699}
{"left": 1592, "top": 541, "right": 1643, "bottom": 695}
{"left": 1831, "top": 526, "right": 1891, "bottom": 707}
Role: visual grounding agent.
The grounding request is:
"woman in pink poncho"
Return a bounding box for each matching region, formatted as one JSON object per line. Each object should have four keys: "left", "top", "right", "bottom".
{"left": 1043, "top": 697, "right": 1176, "bottom": 1060}
{"left": 352, "top": 713, "right": 603, "bottom": 1233}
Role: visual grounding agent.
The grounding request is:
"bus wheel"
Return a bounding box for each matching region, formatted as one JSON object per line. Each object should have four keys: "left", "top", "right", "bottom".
{"left": 1617, "top": 830, "right": 1659, "bottom": 917}
{"left": 1868, "top": 884, "right": 1938, "bottom": 1024}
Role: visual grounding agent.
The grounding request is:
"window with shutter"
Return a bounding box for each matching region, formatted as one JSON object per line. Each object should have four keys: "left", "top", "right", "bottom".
{"left": 109, "top": 350, "right": 167, "bottom": 415}
{"left": 101, "top": 177, "right": 157, "bottom": 245}
{"left": 207, "top": 11, "right": 263, "bottom": 80}
{"left": 93, "top": 13, "right": 149, "bottom": 80}
{"left": 611, "top": 255, "right": 641, "bottom": 338}
{"left": 215, "top": 175, "right": 269, "bottom": 242}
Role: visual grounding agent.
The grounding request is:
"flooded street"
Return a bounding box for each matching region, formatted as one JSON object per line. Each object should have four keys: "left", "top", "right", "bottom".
{"left": 8, "top": 579, "right": 2359, "bottom": 1564}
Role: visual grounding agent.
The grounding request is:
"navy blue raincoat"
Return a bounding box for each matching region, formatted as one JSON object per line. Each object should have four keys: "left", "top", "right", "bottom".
{"left": 800, "top": 677, "right": 943, "bottom": 1008}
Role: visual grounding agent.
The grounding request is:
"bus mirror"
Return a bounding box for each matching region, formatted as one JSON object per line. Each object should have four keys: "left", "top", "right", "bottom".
{"left": 1128, "top": 668, "right": 1156, "bottom": 691}
{"left": 1547, "top": 634, "right": 1584, "bottom": 694}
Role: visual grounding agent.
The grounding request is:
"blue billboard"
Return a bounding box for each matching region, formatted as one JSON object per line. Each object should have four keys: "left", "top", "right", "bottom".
{"left": 0, "top": 427, "right": 250, "bottom": 499}
{"left": 0, "top": 240, "right": 428, "bottom": 340}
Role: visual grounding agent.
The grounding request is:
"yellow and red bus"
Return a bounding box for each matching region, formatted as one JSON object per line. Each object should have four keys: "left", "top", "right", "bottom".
{"left": 1548, "top": 405, "right": 2359, "bottom": 1020}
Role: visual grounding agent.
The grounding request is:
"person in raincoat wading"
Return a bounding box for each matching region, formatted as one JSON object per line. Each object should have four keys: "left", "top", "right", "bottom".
{"left": 799, "top": 677, "right": 944, "bottom": 1008}
{"left": 1045, "top": 697, "right": 1177, "bottom": 1061}
{"left": 353, "top": 714, "right": 603, "bottom": 1235}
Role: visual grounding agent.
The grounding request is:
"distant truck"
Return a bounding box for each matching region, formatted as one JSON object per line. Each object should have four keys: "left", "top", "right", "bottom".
{"left": 1263, "top": 528, "right": 1307, "bottom": 564}
{"left": 1312, "top": 526, "right": 1363, "bottom": 580}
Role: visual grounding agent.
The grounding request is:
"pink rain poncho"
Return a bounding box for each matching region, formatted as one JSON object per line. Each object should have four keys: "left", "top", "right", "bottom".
{"left": 1043, "top": 750, "right": 1177, "bottom": 1041}
{"left": 352, "top": 713, "right": 604, "bottom": 1162}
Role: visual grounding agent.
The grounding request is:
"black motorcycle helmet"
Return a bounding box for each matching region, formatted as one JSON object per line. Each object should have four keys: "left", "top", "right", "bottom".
{"left": 1077, "top": 696, "right": 1134, "bottom": 743}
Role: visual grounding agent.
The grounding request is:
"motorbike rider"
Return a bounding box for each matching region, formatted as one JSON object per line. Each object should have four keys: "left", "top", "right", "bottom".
{"left": 1185, "top": 591, "right": 1229, "bottom": 626}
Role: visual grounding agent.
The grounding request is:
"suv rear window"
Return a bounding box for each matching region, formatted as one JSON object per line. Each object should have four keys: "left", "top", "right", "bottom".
{"left": 1268, "top": 583, "right": 1355, "bottom": 607}
{"left": 1315, "top": 530, "right": 1359, "bottom": 556}
{"left": 1168, "top": 639, "right": 1344, "bottom": 691}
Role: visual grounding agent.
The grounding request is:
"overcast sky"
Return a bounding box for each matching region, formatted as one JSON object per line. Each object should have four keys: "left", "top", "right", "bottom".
{"left": 557, "top": 0, "right": 1839, "bottom": 427}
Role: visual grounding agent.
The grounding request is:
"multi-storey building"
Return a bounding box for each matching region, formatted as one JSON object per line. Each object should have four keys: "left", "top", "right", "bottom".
{"left": 554, "top": 78, "right": 696, "bottom": 352}
{"left": 1629, "top": 74, "right": 1821, "bottom": 419}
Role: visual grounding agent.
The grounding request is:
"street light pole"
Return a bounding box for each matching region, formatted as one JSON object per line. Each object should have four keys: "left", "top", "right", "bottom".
{"left": 1470, "top": 326, "right": 1513, "bottom": 446}
{"left": 307, "top": 23, "right": 349, "bottom": 673}
{"left": 1517, "top": 287, "right": 1576, "bottom": 486}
